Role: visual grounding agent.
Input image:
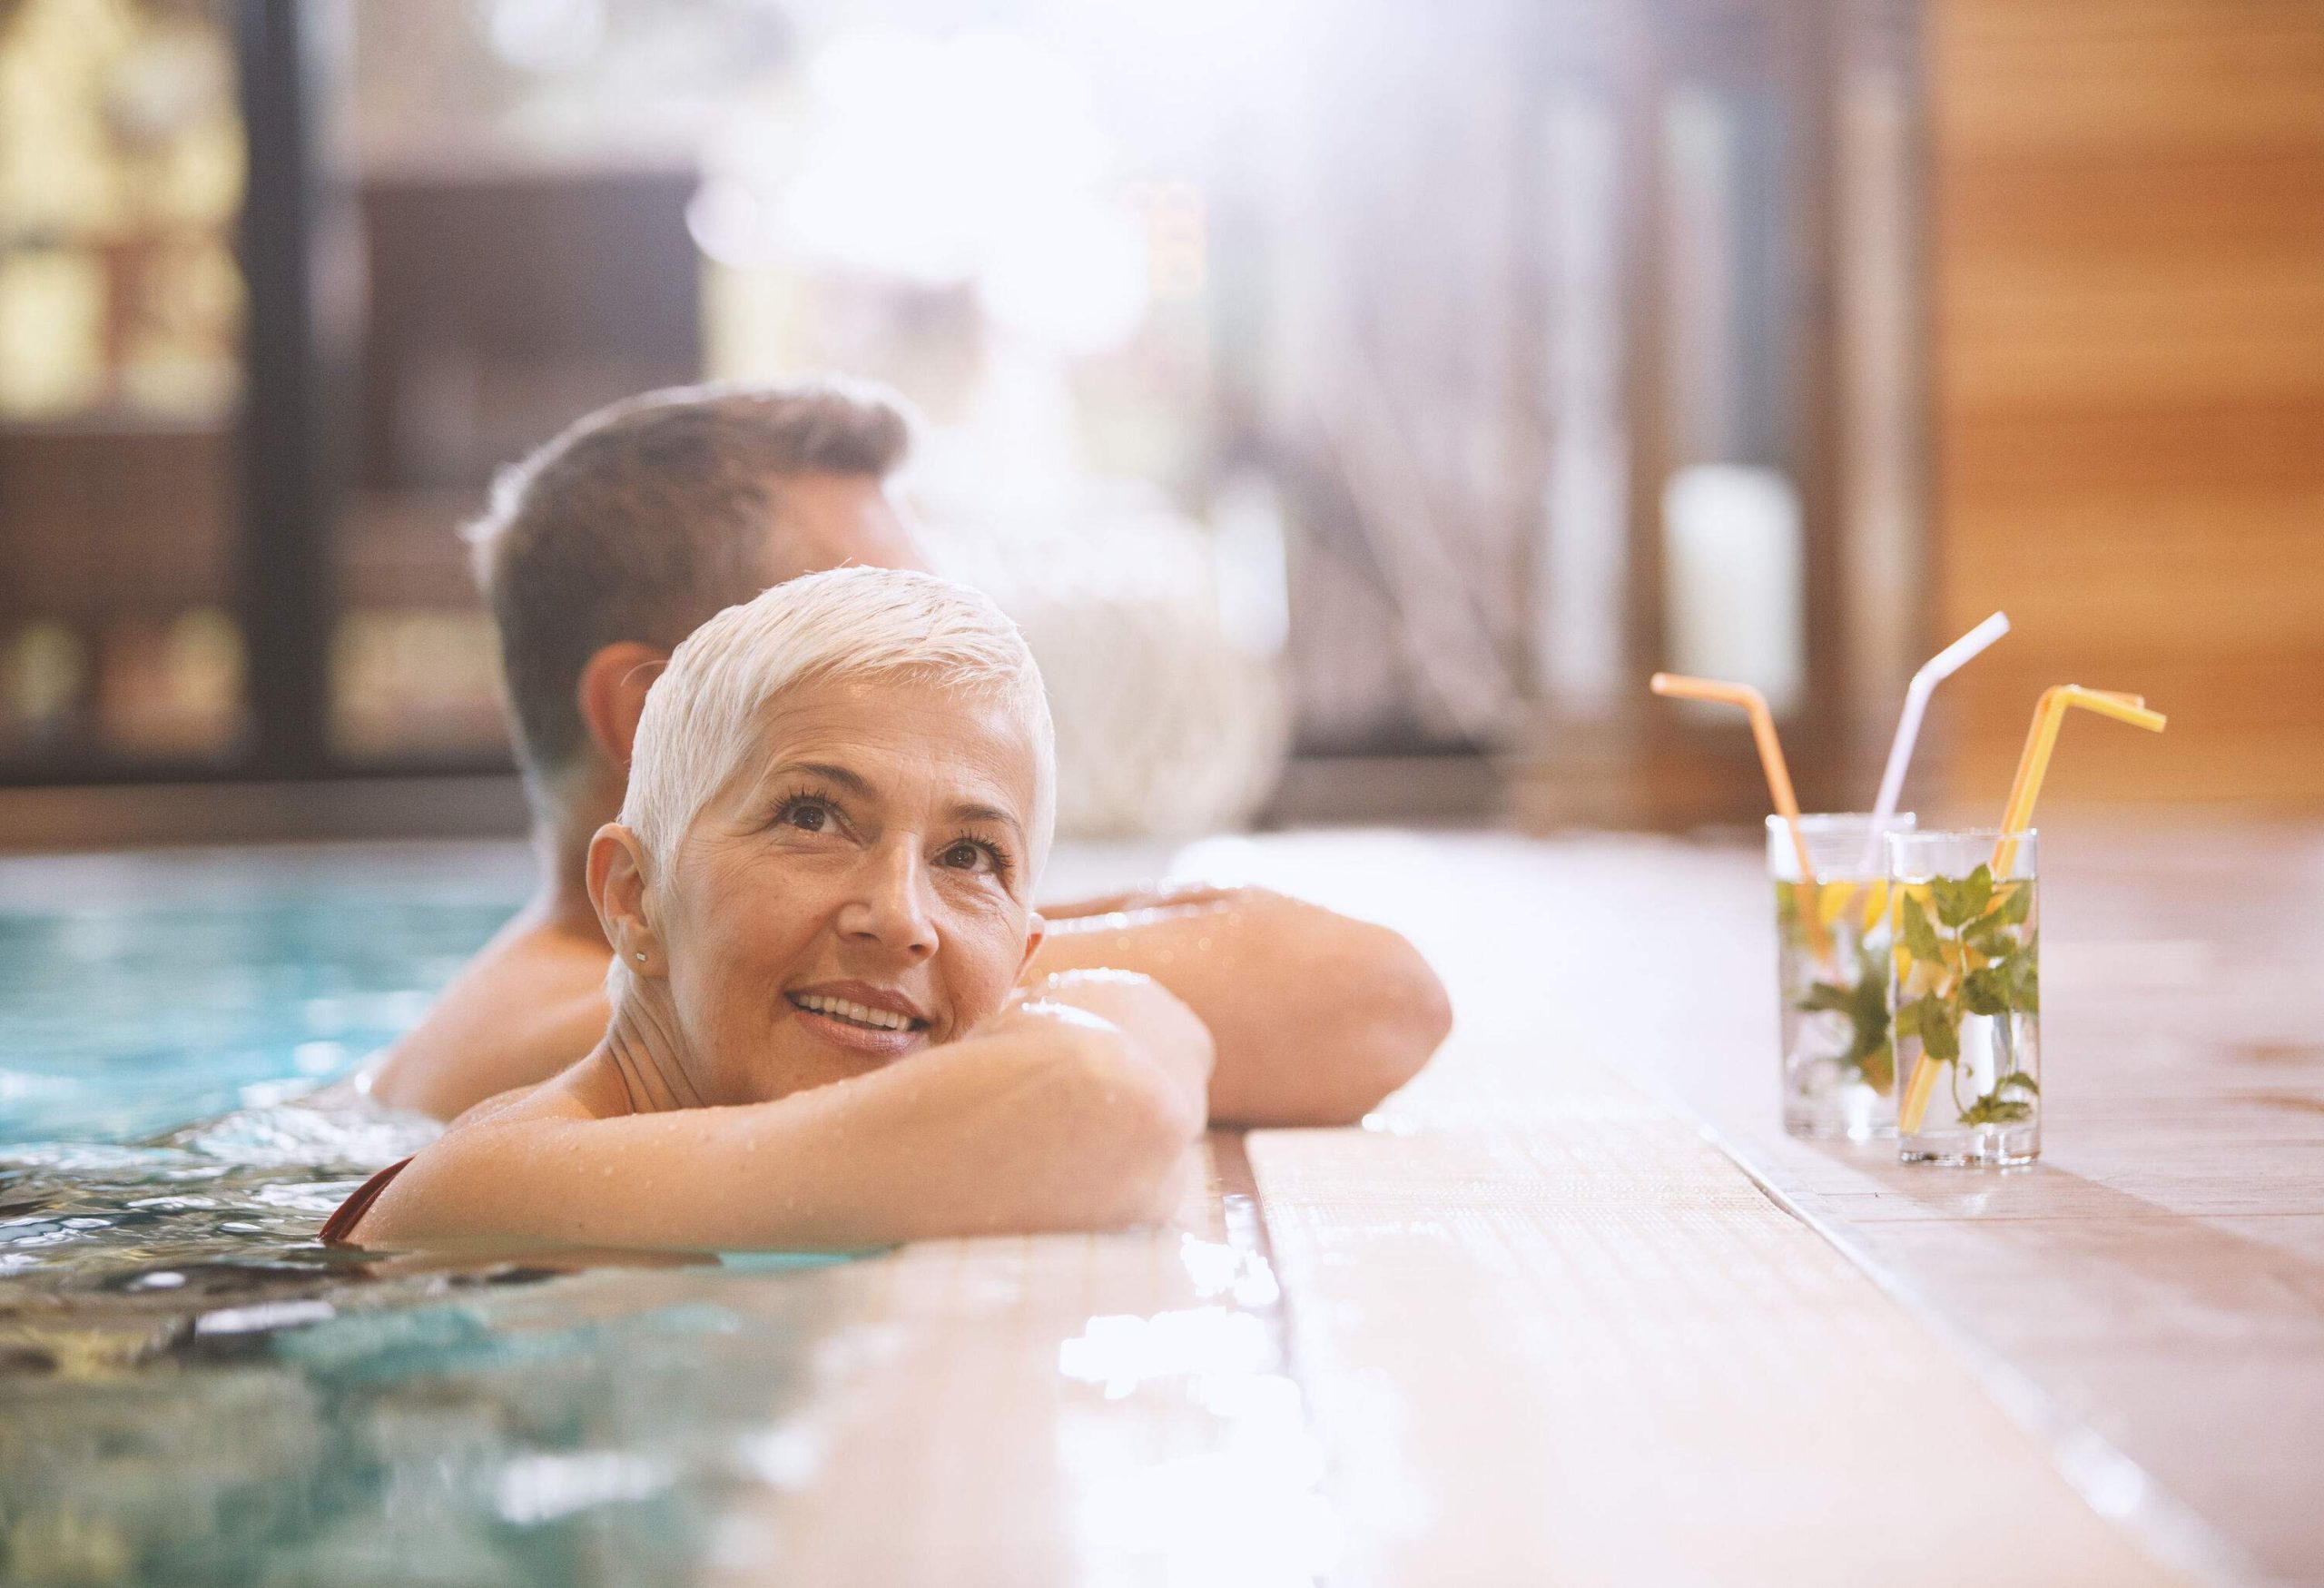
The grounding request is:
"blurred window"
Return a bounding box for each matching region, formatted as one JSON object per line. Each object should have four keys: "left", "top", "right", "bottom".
{"left": 0, "top": 0, "right": 249, "bottom": 776}
{"left": 2, "top": 0, "right": 1922, "bottom": 815}
{"left": 1656, "top": 75, "right": 1807, "bottom": 718}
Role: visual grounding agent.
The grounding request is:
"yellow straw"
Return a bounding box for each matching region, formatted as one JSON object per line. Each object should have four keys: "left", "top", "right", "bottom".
{"left": 1991, "top": 686, "right": 2164, "bottom": 872}
{"left": 1898, "top": 1044, "right": 1943, "bottom": 1136}
{"left": 1649, "top": 673, "right": 1828, "bottom": 961}
{"left": 1896, "top": 683, "right": 2167, "bottom": 1134}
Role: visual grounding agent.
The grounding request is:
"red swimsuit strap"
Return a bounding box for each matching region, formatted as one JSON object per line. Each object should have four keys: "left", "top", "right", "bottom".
{"left": 319, "top": 1156, "right": 414, "bottom": 1248}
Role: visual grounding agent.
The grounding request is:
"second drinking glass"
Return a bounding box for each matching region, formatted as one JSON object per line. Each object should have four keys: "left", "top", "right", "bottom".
{"left": 1886, "top": 827, "right": 2042, "bottom": 1165}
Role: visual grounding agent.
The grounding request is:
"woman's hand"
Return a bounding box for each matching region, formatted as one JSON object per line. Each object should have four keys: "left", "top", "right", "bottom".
{"left": 1013, "top": 968, "right": 1215, "bottom": 1125}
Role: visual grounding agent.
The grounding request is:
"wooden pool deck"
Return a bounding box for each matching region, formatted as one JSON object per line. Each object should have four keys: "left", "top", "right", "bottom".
{"left": 695, "top": 824, "right": 2319, "bottom": 1586}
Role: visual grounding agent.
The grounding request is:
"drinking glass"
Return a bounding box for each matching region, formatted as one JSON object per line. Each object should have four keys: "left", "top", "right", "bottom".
{"left": 1768, "top": 813, "right": 1915, "bottom": 1139}
{"left": 1886, "top": 828, "right": 2040, "bottom": 1165}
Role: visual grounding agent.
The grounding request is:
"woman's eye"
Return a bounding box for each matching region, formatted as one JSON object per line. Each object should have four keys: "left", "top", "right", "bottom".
{"left": 941, "top": 841, "right": 998, "bottom": 873}
{"left": 777, "top": 799, "right": 832, "bottom": 833}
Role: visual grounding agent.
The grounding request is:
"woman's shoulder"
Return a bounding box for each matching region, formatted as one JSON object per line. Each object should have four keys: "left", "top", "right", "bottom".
{"left": 328, "top": 1054, "right": 624, "bottom": 1249}
{"left": 441, "top": 1051, "right": 631, "bottom": 1134}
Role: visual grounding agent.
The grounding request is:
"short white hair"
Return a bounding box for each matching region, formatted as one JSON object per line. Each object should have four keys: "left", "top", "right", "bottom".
{"left": 619, "top": 565, "right": 1056, "bottom": 893}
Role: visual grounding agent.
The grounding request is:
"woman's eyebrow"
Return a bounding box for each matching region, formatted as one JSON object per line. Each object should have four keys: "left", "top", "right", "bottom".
{"left": 773, "top": 761, "right": 874, "bottom": 797}
{"left": 950, "top": 802, "right": 1023, "bottom": 836}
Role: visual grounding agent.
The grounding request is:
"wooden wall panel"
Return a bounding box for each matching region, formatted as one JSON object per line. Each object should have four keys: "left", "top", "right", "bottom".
{"left": 1930, "top": 0, "right": 2324, "bottom": 811}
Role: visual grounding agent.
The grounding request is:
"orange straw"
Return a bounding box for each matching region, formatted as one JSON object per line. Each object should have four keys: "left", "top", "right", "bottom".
{"left": 1896, "top": 683, "right": 2166, "bottom": 1133}
{"left": 1649, "top": 673, "right": 1828, "bottom": 961}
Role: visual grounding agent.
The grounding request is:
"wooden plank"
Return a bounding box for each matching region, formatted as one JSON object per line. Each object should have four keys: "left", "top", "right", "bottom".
{"left": 1249, "top": 1050, "right": 2187, "bottom": 1588}
{"left": 701, "top": 1135, "right": 1332, "bottom": 1588}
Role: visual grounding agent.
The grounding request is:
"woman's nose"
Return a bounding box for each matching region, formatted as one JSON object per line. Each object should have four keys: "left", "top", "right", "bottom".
{"left": 838, "top": 842, "right": 938, "bottom": 960}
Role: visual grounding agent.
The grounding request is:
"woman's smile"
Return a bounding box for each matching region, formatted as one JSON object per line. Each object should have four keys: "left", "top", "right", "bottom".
{"left": 785, "top": 980, "right": 935, "bottom": 1059}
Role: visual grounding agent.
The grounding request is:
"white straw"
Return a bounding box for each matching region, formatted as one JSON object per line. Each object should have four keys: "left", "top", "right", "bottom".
{"left": 1857, "top": 611, "right": 2012, "bottom": 873}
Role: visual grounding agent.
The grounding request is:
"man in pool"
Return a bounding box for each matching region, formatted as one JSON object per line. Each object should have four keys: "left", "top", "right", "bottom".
{"left": 328, "top": 570, "right": 1212, "bottom": 1249}
{"left": 360, "top": 379, "right": 1449, "bottom": 1127}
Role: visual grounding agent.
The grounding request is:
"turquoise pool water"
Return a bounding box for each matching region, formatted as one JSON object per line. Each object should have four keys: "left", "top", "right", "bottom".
{"left": 0, "top": 868, "right": 836, "bottom": 1587}
{"left": 0, "top": 894, "right": 501, "bottom": 1144}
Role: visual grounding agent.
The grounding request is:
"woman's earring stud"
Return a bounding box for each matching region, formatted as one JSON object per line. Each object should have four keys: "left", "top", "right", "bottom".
{"left": 635, "top": 952, "right": 646, "bottom": 962}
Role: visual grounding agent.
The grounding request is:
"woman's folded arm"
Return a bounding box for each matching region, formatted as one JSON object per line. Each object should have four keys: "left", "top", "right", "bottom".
{"left": 350, "top": 972, "right": 1212, "bottom": 1254}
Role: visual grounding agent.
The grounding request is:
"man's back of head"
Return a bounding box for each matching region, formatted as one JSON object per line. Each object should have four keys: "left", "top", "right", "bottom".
{"left": 469, "top": 378, "right": 923, "bottom": 817}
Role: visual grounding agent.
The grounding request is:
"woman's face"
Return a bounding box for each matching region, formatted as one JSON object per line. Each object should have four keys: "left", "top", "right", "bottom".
{"left": 647, "top": 673, "right": 1046, "bottom": 1105}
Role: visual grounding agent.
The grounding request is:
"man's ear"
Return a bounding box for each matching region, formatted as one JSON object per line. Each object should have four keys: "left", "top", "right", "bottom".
{"left": 1017, "top": 911, "right": 1048, "bottom": 984}
{"left": 576, "top": 642, "right": 669, "bottom": 770}
{"left": 588, "top": 823, "right": 665, "bottom": 977}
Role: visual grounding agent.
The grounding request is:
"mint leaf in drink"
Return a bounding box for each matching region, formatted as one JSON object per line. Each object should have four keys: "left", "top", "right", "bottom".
{"left": 1930, "top": 866, "right": 1993, "bottom": 928}
{"left": 1958, "top": 1095, "right": 2033, "bottom": 1126}
{"left": 1959, "top": 864, "right": 1994, "bottom": 922}
{"left": 1927, "top": 875, "right": 1963, "bottom": 927}
{"left": 1901, "top": 893, "right": 1945, "bottom": 967}
{"left": 1895, "top": 997, "right": 1921, "bottom": 1039}
{"left": 1962, "top": 967, "right": 2012, "bottom": 1017}
{"left": 1796, "top": 982, "right": 1855, "bottom": 1013}
{"left": 1917, "top": 993, "right": 1959, "bottom": 1062}
{"left": 2006, "top": 950, "right": 2040, "bottom": 1013}
{"left": 1835, "top": 945, "right": 1894, "bottom": 1089}
{"left": 1997, "top": 1071, "right": 2040, "bottom": 1096}
{"left": 1965, "top": 925, "right": 2016, "bottom": 964}
{"left": 1933, "top": 869, "right": 1989, "bottom": 930}
{"left": 1987, "top": 883, "right": 2031, "bottom": 928}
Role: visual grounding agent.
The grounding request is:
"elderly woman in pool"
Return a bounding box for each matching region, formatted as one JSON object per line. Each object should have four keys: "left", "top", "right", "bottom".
{"left": 326, "top": 567, "right": 1211, "bottom": 1251}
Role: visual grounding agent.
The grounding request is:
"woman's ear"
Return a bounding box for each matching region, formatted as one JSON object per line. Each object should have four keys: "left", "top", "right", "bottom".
{"left": 1017, "top": 911, "right": 1048, "bottom": 984}
{"left": 588, "top": 823, "right": 665, "bottom": 977}
{"left": 576, "top": 642, "right": 670, "bottom": 770}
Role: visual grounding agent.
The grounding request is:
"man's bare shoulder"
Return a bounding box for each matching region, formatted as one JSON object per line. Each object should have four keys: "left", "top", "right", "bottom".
{"left": 361, "top": 915, "right": 615, "bottom": 1120}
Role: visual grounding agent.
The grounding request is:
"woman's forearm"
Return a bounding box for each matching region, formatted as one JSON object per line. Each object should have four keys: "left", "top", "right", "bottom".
{"left": 358, "top": 992, "right": 1206, "bottom": 1253}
